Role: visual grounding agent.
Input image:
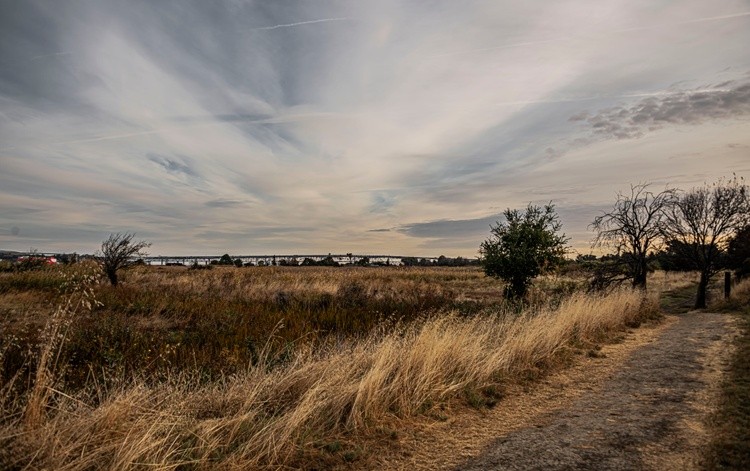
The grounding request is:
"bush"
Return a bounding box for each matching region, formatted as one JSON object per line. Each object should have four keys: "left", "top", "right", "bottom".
{"left": 481, "top": 203, "right": 568, "bottom": 299}
{"left": 100, "top": 233, "right": 150, "bottom": 286}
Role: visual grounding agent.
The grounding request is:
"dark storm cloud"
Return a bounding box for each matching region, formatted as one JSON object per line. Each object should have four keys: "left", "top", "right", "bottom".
{"left": 577, "top": 80, "right": 750, "bottom": 139}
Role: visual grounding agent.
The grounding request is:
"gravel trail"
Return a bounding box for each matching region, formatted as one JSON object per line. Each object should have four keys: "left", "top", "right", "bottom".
{"left": 453, "top": 312, "right": 735, "bottom": 471}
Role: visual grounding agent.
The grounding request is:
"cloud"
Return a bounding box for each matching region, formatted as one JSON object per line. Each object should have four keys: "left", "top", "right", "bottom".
{"left": 398, "top": 213, "right": 503, "bottom": 240}
{"left": 147, "top": 153, "right": 199, "bottom": 178}
{"left": 577, "top": 80, "right": 750, "bottom": 139}
{"left": 204, "top": 199, "right": 243, "bottom": 208}
{"left": 369, "top": 191, "right": 397, "bottom": 214}
{"left": 1, "top": 0, "right": 750, "bottom": 256}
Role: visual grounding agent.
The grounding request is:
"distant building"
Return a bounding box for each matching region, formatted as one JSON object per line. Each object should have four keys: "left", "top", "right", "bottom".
{"left": 17, "top": 256, "right": 57, "bottom": 265}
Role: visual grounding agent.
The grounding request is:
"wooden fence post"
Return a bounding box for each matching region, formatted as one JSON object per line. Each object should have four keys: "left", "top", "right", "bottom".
{"left": 725, "top": 271, "right": 731, "bottom": 299}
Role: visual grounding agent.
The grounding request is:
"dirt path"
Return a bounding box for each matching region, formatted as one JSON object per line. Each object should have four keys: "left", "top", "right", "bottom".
{"left": 455, "top": 312, "right": 735, "bottom": 470}
{"left": 373, "top": 312, "right": 737, "bottom": 470}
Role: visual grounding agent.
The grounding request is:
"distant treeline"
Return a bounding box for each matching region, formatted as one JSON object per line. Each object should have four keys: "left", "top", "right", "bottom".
{"left": 197, "top": 253, "right": 481, "bottom": 268}
{"left": 572, "top": 234, "right": 750, "bottom": 278}
{"left": 400, "top": 255, "right": 481, "bottom": 267}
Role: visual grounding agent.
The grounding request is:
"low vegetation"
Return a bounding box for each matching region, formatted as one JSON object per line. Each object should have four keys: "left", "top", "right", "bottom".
{"left": 2, "top": 176, "right": 746, "bottom": 469}
{"left": 705, "top": 278, "right": 750, "bottom": 470}
{"left": 1, "top": 264, "right": 498, "bottom": 391}
{"left": 0, "top": 262, "right": 665, "bottom": 469}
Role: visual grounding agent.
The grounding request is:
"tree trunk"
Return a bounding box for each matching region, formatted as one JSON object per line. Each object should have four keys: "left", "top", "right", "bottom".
{"left": 505, "top": 277, "right": 528, "bottom": 300}
{"left": 695, "top": 271, "right": 709, "bottom": 309}
{"left": 632, "top": 260, "right": 648, "bottom": 290}
{"left": 106, "top": 268, "right": 118, "bottom": 287}
{"left": 631, "top": 256, "right": 648, "bottom": 290}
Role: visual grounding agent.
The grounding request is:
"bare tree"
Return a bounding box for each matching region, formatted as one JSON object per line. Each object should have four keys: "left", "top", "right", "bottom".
{"left": 590, "top": 183, "right": 675, "bottom": 290}
{"left": 100, "top": 233, "right": 151, "bottom": 286}
{"left": 662, "top": 175, "right": 750, "bottom": 308}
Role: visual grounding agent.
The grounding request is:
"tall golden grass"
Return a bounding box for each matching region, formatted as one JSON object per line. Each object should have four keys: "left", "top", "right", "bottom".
{"left": 1, "top": 266, "right": 503, "bottom": 391}
{"left": 2, "top": 286, "right": 657, "bottom": 469}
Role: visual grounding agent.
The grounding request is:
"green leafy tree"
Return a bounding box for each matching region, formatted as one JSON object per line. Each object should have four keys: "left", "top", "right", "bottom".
{"left": 218, "top": 254, "right": 233, "bottom": 265}
{"left": 356, "top": 256, "right": 370, "bottom": 266}
{"left": 480, "top": 203, "right": 568, "bottom": 299}
{"left": 319, "top": 255, "right": 339, "bottom": 267}
{"left": 401, "top": 257, "right": 418, "bottom": 267}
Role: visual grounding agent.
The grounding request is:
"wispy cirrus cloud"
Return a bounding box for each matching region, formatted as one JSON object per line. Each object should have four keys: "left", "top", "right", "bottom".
{"left": 1, "top": 0, "right": 749, "bottom": 255}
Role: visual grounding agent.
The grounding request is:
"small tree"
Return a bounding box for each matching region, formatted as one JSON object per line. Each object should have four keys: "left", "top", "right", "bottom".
{"left": 101, "top": 233, "right": 150, "bottom": 286}
{"left": 401, "top": 257, "right": 418, "bottom": 267}
{"left": 218, "top": 254, "right": 233, "bottom": 265}
{"left": 480, "top": 203, "right": 568, "bottom": 299}
{"left": 727, "top": 225, "right": 750, "bottom": 279}
{"left": 662, "top": 175, "right": 750, "bottom": 308}
{"left": 590, "top": 183, "right": 675, "bottom": 289}
{"left": 356, "top": 256, "right": 370, "bottom": 266}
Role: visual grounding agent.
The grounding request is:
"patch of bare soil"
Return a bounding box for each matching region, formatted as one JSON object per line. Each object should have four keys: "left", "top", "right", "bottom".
{"left": 368, "top": 312, "right": 736, "bottom": 470}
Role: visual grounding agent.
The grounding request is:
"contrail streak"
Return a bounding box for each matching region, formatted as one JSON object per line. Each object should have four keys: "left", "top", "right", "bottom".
{"left": 677, "top": 11, "right": 750, "bottom": 24}
{"left": 429, "top": 11, "right": 750, "bottom": 58}
{"left": 429, "top": 37, "right": 573, "bottom": 58}
{"left": 29, "top": 52, "right": 72, "bottom": 61}
{"left": 0, "top": 121, "right": 246, "bottom": 151}
{"left": 0, "top": 113, "right": 342, "bottom": 151}
{"left": 52, "top": 118, "right": 277, "bottom": 146}
{"left": 254, "top": 17, "right": 348, "bottom": 31}
{"left": 597, "top": 11, "right": 750, "bottom": 35}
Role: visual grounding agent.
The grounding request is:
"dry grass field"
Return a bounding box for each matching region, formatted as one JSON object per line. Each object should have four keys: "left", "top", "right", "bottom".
{"left": 0, "top": 263, "right": 666, "bottom": 469}
{"left": 705, "top": 278, "right": 750, "bottom": 470}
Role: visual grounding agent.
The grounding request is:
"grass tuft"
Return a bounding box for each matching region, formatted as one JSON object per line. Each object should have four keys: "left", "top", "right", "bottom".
{"left": 705, "top": 278, "right": 750, "bottom": 470}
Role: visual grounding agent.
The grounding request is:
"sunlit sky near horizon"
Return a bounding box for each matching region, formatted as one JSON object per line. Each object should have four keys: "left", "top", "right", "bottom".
{"left": 1, "top": 1, "right": 749, "bottom": 257}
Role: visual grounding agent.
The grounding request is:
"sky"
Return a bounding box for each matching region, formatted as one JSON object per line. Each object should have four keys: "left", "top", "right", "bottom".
{"left": 1, "top": 0, "right": 749, "bottom": 257}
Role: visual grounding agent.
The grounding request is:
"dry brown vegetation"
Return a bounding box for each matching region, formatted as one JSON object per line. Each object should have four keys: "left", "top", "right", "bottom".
{"left": 1, "top": 264, "right": 662, "bottom": 469}
{"left": 705, "top": 277, "right": 750, "bottom": 470}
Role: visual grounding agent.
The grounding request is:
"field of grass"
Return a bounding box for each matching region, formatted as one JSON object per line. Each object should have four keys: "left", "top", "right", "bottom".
{"left": 705, "top": 278, "right": 750, "bottom": 470}
{"left": 1, "top": 264, "right": 503, "bottom": 389}
{"left": 1, "top": 263, "right": 663, "bottom": 469}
